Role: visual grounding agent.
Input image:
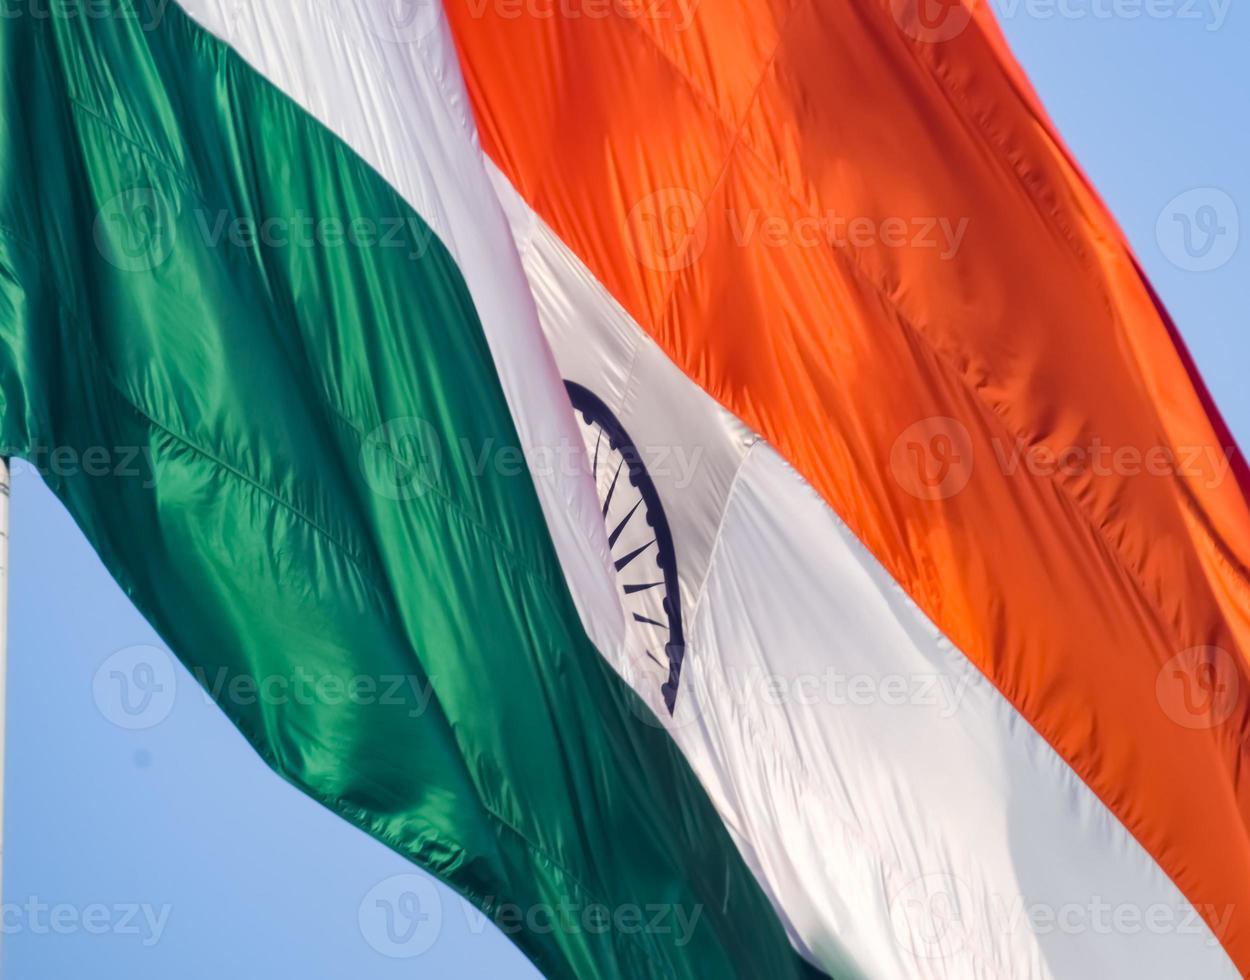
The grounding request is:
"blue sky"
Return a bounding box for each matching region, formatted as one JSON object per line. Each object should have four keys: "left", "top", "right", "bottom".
{"left": 5, "top": 6, "right": 1248, "bottom": 978}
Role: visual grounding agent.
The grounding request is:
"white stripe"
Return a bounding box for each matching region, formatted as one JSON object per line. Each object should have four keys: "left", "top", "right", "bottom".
{"left": 490, "top": 165, "right": 1239, "bottom": 979}
{"left": 169, "top": 2, "right": 1240, "bottom": 976}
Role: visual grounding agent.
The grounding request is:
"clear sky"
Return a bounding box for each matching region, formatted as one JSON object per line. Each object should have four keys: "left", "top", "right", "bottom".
{"left": 5, "top": 5, "right": 1247, "bottom": 978}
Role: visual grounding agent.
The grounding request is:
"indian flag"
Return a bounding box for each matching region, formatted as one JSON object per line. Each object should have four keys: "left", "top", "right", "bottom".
{"left": 2, "top": 1, "right": 1247, "bottom": 977}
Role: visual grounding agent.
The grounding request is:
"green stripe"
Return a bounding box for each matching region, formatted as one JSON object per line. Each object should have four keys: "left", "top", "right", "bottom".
{"left": 0, "top": 7, "right": 821, "bottom": 978}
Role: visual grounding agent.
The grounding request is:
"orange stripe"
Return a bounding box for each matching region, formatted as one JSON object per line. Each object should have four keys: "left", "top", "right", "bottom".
{"left": 447, "top": 0, "right": 1250, "bottom": 967}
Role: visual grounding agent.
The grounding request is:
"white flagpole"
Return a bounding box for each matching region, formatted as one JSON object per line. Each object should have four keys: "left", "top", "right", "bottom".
{"left": 0, "top": 457, "right": 10, "bottom": 976}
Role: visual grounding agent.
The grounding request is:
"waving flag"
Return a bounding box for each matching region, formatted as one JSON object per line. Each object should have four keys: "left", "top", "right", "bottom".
{"left": 444, "top": 2, "right": 1250, "bottom": 975}
{"left": 1, "top": 1, "right": 1247, "bottom": 978}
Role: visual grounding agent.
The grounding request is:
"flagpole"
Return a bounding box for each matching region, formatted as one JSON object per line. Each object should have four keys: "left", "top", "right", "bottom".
{"left": 0, "top": 456, "right": 10, "bottom": 976}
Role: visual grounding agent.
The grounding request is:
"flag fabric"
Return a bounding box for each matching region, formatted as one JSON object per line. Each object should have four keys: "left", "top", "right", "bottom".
{"left": 1, "top": 2, "right": 1247, "bottom": 979}
{"left": 0, "top": 6, "right": 811, "bottom": 978}
{"left": 446, "top": 3, "right": 1250, "bottom": 975}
